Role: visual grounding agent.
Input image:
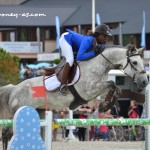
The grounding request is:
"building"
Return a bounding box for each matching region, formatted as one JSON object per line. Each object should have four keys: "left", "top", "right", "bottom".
{"left": 0, "top": 0, "right": 150, "bottom": 63}
{"left": 0, "top": 0, "right": 149, "bottom": 114}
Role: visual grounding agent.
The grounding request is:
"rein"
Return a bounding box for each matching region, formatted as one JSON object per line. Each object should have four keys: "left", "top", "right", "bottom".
{"left": 100, "top": 53, "right": 145, "bottom": 81}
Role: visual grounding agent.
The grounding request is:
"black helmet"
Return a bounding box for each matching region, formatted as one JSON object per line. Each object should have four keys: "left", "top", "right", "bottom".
{"left": 94, "top": 24, "right": 112, "bottom": 36}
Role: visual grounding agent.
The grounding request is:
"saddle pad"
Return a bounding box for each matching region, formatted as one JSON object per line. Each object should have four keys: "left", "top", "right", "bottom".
{"left": 44, "top": 66, "right": 80, "bottom": 91}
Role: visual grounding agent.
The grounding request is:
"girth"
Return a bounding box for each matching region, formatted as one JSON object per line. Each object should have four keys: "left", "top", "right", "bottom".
{"left": 68, "top": 85, "right": 87, "bottom": 110}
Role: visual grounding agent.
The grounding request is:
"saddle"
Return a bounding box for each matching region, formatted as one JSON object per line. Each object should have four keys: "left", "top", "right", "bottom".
{"left": 44, "top": 57, "right": 78, "bottom": 84}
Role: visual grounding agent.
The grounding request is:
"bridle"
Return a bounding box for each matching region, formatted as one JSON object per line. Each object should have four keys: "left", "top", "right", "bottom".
{"left": 123, "top": 54, "right": 146, "bottom": 79}
{"left": 100, "top": 52, "right": 146, "bottom": 81}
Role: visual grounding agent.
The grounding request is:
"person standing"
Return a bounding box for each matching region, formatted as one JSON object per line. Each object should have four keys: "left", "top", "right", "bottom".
{"left": 128, "top": 100, "right": 140, "bottom": 118}
{"left": 110, "top": 101, "right": 121, "bottom": 118}
{"left": 52, "top": 109, "right": 61, "bottom": 141}
{"left": 99, "top": 111, "right": 113, "bottom": 141}
{"left": 77, "top": 103, "right": 92, "bottom": 141}
{"left": 90, "top": 99, "right": 100, "bottom": 140}
{"left": 127, "top": 100, "right": 140, "bottom": 141}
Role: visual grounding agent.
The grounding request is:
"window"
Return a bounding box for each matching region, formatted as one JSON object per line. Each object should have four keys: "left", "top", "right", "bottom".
{"left": 116, "top": 76, "right": 125, "bottom": 85}
{"left": 20, "top": 28, "right": 28, "bottom": 41}
{"left": 45, "top": 29, "right": 50, "bottom": 40}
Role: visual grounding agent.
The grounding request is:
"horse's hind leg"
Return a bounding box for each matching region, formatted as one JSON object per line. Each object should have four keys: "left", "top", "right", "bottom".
{"left": 98, "top": 80, "right": 122, "bottom": 112}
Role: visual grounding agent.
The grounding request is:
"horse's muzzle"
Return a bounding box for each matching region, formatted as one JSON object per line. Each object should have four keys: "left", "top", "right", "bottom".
{"left": 134, "top": 73, "right": 148, "bottom": 90}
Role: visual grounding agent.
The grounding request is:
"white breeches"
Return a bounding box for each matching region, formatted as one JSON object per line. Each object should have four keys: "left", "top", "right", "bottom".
{"left": 59, "top": 32, "right": 74, "bottom": 67}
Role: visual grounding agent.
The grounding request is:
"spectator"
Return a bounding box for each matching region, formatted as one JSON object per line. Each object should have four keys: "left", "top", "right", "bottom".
{"left": 99, "top": 111, "right": 113, "bottom": 141}
{"left": 92, "top": 125, "right": 100, "bottom": 141}
{"left": 128, "top": 100, "right": 140, "bottom": 141}
{"left": 52, "top": 109, "right": 61, "bottom": 141}
{"left": 128, "top": 100, "right": 140, "bottom": 118}
{"left": 141, "top": 102, "right": 146, "bottom": 118}
{"left": 0, "top": 127, "right": 13, "bottom": 150}
{"left": 90, "top": 99, "right": 100, "bottom": 141}
{"left": 77, "top": 103, "right": 92, "bottom": 141}
{"left": 23, "top": 67, "right": 33, "bottom": 80}
{"left": 110, "top": 101, "right": 121, "bottom": 118}
{"left": 60, "top": 108, "right": 70, "bottom": 140}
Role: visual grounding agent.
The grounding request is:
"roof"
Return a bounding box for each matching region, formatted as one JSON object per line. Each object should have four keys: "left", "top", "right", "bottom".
{"left": 0, "top": 7, "right": 77, "bottom": 26}
{"left": 62, "top": 0, "right": 150, "bottom": 34}
{"left": 0, "top": 0, "right": 26, "bottom": 5}
{"left": 0, "top": 0, "right": 150, "bottom": 34}
{"left": 112, "top": 12, "right": 150, "bottom": 35}
{"left": 0, "top": 0, "right": 83, "bottom": 26}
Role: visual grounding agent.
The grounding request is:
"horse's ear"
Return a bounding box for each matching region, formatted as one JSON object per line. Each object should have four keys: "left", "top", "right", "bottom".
{"left": 138, "top": 47, "right": 145, "bottom": 56}
{"left": 126, "top": 44, "right": 137, "bottom": 56}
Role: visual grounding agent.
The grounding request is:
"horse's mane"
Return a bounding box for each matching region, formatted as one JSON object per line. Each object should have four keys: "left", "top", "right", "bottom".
{"left": 0, "top": 84, "right": 14, "bottom": 115}
{"left": 102, "top": 44, "right": 139, "bottom": 57}
{"left": 104, "top": 44, "right": 127, "bottom": 50}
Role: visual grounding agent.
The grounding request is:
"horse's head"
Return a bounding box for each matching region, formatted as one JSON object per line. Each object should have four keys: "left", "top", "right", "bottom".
{"left": 123, "top": 44, "right": 148, "bottom": 90}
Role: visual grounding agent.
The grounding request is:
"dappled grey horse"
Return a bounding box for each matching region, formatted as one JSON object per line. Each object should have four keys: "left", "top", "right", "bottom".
{"left": 0, "top": 45, "right": 148, "bottom": 117}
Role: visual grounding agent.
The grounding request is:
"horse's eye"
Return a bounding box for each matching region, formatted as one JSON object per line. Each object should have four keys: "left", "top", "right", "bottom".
{"left": 132, "top": 61, "right": 137, "bottom": 65}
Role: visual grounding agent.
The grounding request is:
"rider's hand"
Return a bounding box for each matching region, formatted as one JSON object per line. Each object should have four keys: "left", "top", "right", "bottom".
{"left": 93, "top": 45, "right": 104, "bottom": 55}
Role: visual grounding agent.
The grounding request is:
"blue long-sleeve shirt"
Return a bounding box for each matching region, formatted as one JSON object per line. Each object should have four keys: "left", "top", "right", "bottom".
{"left": 64, "top": 29, "right": 95, "bottom": 61}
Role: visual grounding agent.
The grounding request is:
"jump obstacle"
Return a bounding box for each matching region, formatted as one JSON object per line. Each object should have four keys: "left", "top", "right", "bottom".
{"left": 0, "top": 110, "right": 149, "bottom": 150}
{"left": 1, "top": 118, "right": 150, "bottom": 127}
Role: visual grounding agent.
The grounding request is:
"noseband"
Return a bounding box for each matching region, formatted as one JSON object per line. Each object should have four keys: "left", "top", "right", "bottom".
{"left": 101, "top": 53, "right": 146, "bottom": 81}
{"left": 123, "top": 53, "right": 146, "bottom": 80}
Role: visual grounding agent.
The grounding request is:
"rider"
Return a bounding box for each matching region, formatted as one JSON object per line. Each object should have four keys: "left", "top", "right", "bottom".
{"left": 59, "top": 24, "right": 112, "bottom": 91}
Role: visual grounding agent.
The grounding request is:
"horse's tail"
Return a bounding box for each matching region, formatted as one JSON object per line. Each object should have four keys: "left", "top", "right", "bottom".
{"left": 0, "top": 84, "right": 14, "bottom": 118}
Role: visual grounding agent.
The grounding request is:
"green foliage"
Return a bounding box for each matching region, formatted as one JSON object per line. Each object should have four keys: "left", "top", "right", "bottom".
{"left": 53, "top": 58, "right": 61, "bottom": 64}
{"left": 0, "top": 48, "right": 20, "bottom": 86}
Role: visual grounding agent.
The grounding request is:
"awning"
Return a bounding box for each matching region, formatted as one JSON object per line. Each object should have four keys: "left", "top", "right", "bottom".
{"left": 11, "top": 53, "right": 37, "bottom": 59}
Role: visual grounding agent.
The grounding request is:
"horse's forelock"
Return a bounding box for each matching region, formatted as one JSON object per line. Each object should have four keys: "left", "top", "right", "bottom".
{"left": 126, "top": 48, "right": 138, "bottom": 56}
{"left": 104, "top": 44, "right": 125, "bottom": 50}
{"left": 125, "top": 44, "right": 138, "bottom": 56}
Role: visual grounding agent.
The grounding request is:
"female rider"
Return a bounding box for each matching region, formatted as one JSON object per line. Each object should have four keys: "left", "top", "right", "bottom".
{"left": 59, "top": 24, "right": 112, "bottom": 92}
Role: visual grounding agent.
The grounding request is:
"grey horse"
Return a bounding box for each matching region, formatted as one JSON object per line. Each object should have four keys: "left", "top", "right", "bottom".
{"left": 0, "top": 45, "right": 148, "bottom": 117}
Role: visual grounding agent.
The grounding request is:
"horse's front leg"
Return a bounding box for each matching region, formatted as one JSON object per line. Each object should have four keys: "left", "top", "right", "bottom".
{"left": 98, "top": 80, "right": 122, "bottom": 112}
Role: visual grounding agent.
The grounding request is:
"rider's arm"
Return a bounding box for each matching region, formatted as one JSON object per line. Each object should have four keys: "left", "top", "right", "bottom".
{"left": 77, "top": 38, "right": 95, "bottom": 61}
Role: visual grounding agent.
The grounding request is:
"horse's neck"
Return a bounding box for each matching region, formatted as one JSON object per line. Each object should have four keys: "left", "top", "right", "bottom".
{"left": 81, "top": 47, "right": 127, "bottom": 76}
{"left": 75, "top": 47, "right": 127, "bottom": 100}
{"left": 78, "top": 48, "right": 127, "bottom": 81}
{"left": 103, "top": 47, "right": 127, "bottom": 66}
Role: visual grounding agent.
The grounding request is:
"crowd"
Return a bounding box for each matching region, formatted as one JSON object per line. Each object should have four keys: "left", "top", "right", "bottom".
{"left": 51, "top": 98, "right": 143, "bottom": 142}
{"left": 20, "top": 65, "right": 52, "bottom": 81}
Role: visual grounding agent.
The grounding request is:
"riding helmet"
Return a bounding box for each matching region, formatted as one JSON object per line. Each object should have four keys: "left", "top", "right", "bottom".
{"left": 94, "top": 24, "right": 112, "bottom": 36}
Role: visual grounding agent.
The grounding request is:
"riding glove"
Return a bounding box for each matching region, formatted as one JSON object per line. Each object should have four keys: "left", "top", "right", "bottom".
{"left": 93, "top": 45, "right": 105, "bottom": 55}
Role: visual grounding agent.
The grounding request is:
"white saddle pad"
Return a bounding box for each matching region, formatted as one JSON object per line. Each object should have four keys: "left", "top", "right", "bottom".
{"left": 44, "top": 66, "right": 80, "bottom": 91}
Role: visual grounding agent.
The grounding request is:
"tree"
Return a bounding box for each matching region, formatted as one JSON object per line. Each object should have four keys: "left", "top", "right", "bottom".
{"left": 53, "top": 58, "right": 61, "bottom": 65}
{"left": 0, "top": 48, "right": 20, "bottom": 86}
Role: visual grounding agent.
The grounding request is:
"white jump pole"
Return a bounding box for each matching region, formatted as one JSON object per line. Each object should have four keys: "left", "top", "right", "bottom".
{"left": 145, "top": 61, "right": 150, "bottom": 150}
{"left": 68, "top": 110, "right": 76, "bottom": 140}
{"left": 92, "top": 0, "right": 95, "bottom": 32}
{"left": 44, "top": 111, "right": 53, "bottom": 150}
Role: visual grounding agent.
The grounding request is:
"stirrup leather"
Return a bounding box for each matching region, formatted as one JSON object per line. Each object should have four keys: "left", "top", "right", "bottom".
{"left": 58, "top": 84, "right": 68, "bottom": 95}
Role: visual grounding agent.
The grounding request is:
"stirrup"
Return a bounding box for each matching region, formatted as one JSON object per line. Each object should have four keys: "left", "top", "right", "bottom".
{"left": 58, "top": 84, "right": 67, "bottom": 96}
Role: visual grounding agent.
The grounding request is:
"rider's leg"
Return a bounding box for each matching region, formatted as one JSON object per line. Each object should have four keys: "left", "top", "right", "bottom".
{"left": 59, "top": 33, "right": 74, "bottom": 92}
{"left": 61, "top": 62, "right": 70, "bottom": 84}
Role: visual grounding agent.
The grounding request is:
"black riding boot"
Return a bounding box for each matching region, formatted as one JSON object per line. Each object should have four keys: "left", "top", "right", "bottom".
{"left": 59, "top": 62, "right": 70, "bottom": 95}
